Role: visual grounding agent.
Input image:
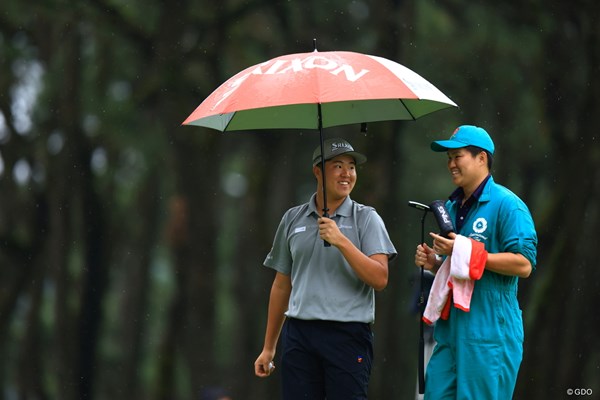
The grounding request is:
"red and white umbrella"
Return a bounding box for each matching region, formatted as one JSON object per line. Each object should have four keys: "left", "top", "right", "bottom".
{"left": 183, "top": 50, "right": 457, "bottom": 131}
{"left": 183, "top": 48, "right": 457, "bottom": 217}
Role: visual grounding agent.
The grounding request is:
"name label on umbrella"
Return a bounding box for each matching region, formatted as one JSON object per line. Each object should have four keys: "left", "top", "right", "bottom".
{"left": 259, "top": 56, "right": 369, "bottom": 82}
{"left": 214, "top": 56, "right": 369, "bottom": 109}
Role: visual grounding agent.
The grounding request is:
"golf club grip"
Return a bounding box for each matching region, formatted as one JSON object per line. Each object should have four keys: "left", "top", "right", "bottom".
{"left": 429, "top": 200, "right": 455, "bottom": 238}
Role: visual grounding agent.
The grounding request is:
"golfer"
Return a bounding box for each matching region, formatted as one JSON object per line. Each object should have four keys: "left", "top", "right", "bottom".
{"left": 254, "top": 137, "right": 397, "bottom": 400}
{"left": 414, "top": 125, "right": 538, "bottom": 399}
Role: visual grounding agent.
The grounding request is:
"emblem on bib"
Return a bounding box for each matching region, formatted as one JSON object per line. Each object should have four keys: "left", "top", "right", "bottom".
{"left": 473, "top": 217, "right": 488, "bottom": 234}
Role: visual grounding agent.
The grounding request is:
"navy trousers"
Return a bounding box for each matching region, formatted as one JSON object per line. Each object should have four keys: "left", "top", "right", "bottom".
{"left": 280, "top": 318, "right": 374, "bottom": 400}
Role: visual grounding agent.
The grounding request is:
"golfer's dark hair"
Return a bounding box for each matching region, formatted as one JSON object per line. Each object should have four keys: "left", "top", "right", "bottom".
{"left": 464, "top": 145, "right": 493, "bottom": 170}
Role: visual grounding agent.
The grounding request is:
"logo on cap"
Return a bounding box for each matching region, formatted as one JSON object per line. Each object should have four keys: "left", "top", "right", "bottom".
{"left": 331, "top": 141, "right": 354, "bottom": 153}
{"left": 450, "top": 127, "right": 460, "bottom": 139}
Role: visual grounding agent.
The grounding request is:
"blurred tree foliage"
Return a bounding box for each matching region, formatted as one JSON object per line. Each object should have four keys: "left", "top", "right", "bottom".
{"left": 0, "top": 0, "right": 598, "bottom": 399}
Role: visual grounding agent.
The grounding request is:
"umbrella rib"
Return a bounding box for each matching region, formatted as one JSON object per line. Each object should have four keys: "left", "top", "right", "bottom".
{"left": 221, "top": 112, "right": 236, "bottom": 132}
{"left": 399, "top": 99, "right": 417, "bottom": 121}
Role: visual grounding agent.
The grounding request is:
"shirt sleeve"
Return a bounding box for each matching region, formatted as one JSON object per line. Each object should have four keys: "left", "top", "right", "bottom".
{"left": 263, "top": 213, "right": 293, "bottom": 275}
{"left": 499, "top": 203, "right": 538, "bottom": 269}
{"left": 359, "top": 209, "right": 398, "bottom": 261}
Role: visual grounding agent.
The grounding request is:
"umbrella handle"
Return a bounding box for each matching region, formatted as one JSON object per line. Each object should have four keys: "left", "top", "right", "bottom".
{"left": 323, "top": 210, "right": 331, "bottom": 247}
{"left": 318, "top": 105, "right": 330, "bottom": 248}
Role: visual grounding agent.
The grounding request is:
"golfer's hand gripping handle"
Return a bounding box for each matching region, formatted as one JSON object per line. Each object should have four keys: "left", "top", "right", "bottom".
{"left": 323, "top": 211, "right": 331, "bottom": 247}
{"left": 429, "top": 200, "right": 455, "bottom": 238}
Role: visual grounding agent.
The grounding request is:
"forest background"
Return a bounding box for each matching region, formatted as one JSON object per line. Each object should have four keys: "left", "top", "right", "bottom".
{"left": 0, "top": 0, "right": 599, "bottom": 399}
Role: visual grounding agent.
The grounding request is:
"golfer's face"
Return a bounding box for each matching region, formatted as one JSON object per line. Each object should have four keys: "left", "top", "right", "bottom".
{"left": 325, "top": 154, "right": 356, "bottom": 198}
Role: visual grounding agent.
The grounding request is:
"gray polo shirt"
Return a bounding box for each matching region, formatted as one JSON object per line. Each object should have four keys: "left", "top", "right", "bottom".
{"left": 264, "top": 194, "right": 397, "bottom": 323}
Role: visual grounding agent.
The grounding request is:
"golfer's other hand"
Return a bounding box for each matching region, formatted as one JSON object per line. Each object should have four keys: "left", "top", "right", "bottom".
{"left": 415, "top": 243, "right": 436, "bottom": 271}
{"left": 254, "top": 354, "right": 275, "bottom": 378}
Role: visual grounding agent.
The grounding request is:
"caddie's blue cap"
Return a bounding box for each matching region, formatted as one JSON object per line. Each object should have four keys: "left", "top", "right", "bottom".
{"left": 431, "top": 125, "right": 495, "bottom": 155}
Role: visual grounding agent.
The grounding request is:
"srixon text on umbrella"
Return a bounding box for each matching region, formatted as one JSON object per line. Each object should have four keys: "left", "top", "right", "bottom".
{"left": 256, "top": 56, "right": 369, "bottom": 81}
{"left": 215, "top": 55, "right": 369, "bottom": 108}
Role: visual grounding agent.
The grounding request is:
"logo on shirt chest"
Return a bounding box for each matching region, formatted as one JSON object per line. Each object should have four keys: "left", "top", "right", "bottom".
{"left": 472, "top": 217, "right": 488, "bottom": 234}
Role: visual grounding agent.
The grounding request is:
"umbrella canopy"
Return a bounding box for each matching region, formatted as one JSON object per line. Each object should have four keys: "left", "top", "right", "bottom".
{"left": 183, "top": 50, "right": 457, "bottom": 131}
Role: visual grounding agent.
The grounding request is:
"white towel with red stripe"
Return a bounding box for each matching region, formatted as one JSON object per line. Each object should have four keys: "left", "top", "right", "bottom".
{"left": 423, "top": 235, "right": 487, "bottom": 325}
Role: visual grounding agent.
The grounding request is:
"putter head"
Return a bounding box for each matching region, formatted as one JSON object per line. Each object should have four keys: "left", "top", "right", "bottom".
{"left": 408, "top": 201, "right": 430, "bottom": 211}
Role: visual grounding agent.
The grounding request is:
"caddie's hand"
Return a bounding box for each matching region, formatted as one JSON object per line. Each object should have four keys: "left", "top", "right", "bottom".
{"left": 415, "top": 243, "right": 437, "bottom": 271}
{"left": 429, "top": 232, "right": 456, "bottom": 256}
{"left": 318, "top": 217, "right": 343, "bottom": 246}
{"left": 254, "top": 352, "right": 275, "bottom": 378}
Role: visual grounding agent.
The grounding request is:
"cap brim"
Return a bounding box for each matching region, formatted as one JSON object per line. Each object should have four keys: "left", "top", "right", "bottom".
{"left": 430, "top": 140, "right": 466, "bottom": 152}
{"left": 348, "top": 152, "right": 367, "bottom": 165}
{"left": 313, "top": 151, "right": 367, "bottom": 166}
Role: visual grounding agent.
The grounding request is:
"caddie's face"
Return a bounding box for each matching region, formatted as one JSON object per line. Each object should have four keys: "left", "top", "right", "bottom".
{"left": 323, "top": 154, "right": 356, "bottom": 199}
{"left": 447, "top": 148, "right": 487, "bottom": 188}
